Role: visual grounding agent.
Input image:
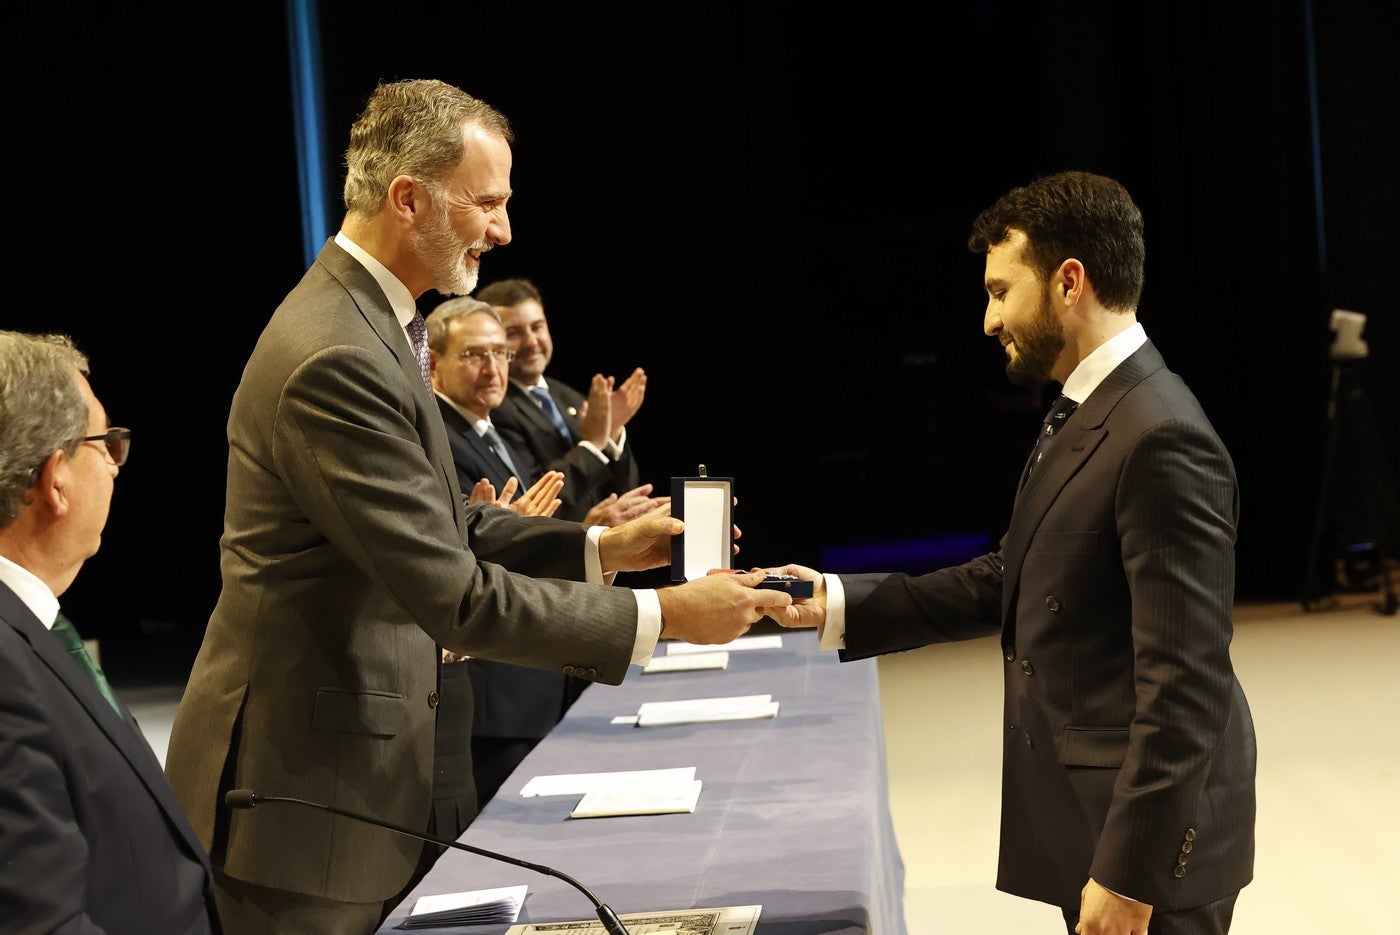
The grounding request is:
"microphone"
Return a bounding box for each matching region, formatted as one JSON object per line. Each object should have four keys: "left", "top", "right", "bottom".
{"left": 224, "top": 789, "right": 630, "bottom": 935}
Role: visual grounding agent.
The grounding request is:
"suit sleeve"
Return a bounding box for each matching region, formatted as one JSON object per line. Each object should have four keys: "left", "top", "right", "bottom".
{"left": 1091, "top": 417, "right": 1240, "bottom": 902}
{"left": 271, "top": 344, "right": 637, "bottom": 682}
{"left": 0, "top": 626, "right": 104, "bottom": 934}
{"left": 841, "top": 550, "right": 1005, "bottom": 661}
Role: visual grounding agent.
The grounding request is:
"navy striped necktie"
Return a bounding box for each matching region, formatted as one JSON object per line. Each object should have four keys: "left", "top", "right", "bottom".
{"left": 528, "top": 385, "right": 572, "bottom": 441}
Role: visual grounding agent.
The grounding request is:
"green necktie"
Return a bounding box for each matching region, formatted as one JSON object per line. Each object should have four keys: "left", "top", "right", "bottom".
{"left": 51, "top": 611, "right": 121, "bottom": 713}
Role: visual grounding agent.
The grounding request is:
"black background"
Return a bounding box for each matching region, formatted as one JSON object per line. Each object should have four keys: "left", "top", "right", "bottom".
{"left": 7, "top": 1, "right": 1397, "bottom": 670}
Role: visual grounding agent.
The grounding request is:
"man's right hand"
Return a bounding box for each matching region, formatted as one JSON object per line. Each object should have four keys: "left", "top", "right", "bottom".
{"left": 760, "top": 563, "right": 826, "bottom": 629}
{"left": 655, "top": 571, "right": 793, "bottom": 644}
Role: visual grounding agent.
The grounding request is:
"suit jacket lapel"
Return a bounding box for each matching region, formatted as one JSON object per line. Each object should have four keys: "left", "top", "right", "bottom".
{"left": 1000, "top": 341, "right": 1168, "bottom": 624}
{"left": 316, "top": 240, "right": 467, "bottom": 533}
{"left": 0, "top": 585, "right": 208, "bottom": 863}
{"left": 437, "top": 399, "right": 518, "bottom": 489}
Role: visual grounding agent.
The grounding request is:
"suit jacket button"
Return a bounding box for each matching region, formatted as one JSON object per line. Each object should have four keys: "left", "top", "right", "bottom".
{"left": 1045, "top": 595, "right": 1062, "bottom": 613}
{"left": 1004, "top": 648, "right": 1015, "bottom": 662}
{"left": 1023, "top": 731, "right": 1033, "bottom": 747}
{"left": 1173, "top": 865, "right": 1186, "bottom": 878}
{"left": 584, "top": 667, "right": 597, "bottom": 678}
{"left": 427, "top": 691, "right": 440, "bottom": 708}
{"left": 1021, "top": 659, "right": 1034, "bottom": 676}
{"left": 562, "top": 665, "right": 576, "bottom": 675}
{"left": 1184, "top": 828, "right": 1197, "bottom": 841}
{"left": 1181, "top": 841, "right": 1193, "bottom": 854}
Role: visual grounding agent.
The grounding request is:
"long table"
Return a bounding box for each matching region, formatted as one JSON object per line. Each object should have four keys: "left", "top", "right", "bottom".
{"left": 377, "top": 628, "right": 906, "bottom": 934}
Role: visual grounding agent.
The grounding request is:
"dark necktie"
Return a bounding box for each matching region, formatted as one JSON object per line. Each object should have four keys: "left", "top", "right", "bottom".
{"left": 482, "top": 423, "right": 524, "bottom": 481}
{"left": 1026, "top": 394, "right": 1080, "bottom": 480}
{"left": 407, "top": 311, "right": 432, "bottom": 390}
{"left": 528, "top": 385, "right": 572, "bottom": 441}
{"left": 51, "top": 611, "right": 121, "bottom": 713}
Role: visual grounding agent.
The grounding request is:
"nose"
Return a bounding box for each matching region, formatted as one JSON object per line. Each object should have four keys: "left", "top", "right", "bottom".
{"left": 983, "top": 303, "right": 1000, "bottom": 337}
{"left": 490, "top": 207, "right": 512, "bottom": 247}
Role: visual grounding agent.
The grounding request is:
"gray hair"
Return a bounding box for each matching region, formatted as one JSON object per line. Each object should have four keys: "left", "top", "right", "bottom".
{"left": 424, "top": 297, "right": 503, "bottom": 353}
{"left": 342, "top": 78, "right": 514, "bottom": 217}
{"left": 0, "top": 331, "right": 90, "bottom": 526}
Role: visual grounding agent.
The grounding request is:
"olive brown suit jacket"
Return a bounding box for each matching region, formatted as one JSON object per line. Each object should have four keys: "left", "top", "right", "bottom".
{"left": 164, "top": 239, "right": 638, "bottom": 904}
{"left": 838, "top": 340, "right": 1256, "bottom": 913}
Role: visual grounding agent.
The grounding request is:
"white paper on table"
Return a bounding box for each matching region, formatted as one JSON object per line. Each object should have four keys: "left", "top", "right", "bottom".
{"left": 517, "top": 766, "right": 696, "bottom": 797}
{"left": 402, "top": 884, "right": 527, "bottom": 928}
{"left": 664, "top": 634, "right": 783, "bottom": 655}
{"left": 635, "top": 694, "right": 779, "bottom": 727}
{"left": 569, "top": 778, "right": 702, "bottom": 818}
{"left": 642, "top": 650, "right": 729, "bottom": 673}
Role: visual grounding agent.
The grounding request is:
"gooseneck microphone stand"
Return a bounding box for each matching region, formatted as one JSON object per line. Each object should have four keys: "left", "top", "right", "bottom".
{"left": 224, "top": 789, "right": 630, "bottom": 935}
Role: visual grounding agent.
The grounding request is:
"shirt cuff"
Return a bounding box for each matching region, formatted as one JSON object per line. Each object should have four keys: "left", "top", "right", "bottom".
{"left": 577, "top": 440, "right": 609, "bottom": 464}
{"left": 585, "top": 525, "right": 616, "bottom": 585}
{"left": 818, "top": 573, "right": 847, "bottom": 651}
{"left": 630, "top": 588, "right": 662, "bottom": 665}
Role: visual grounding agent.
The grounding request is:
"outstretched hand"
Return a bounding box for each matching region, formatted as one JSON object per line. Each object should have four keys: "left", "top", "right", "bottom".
{"left": 758, "top": 563, "right": 826, "bottom": 629}
{"left": 610, "top": 367, "right": 646, "bottom": 431}
{"left": 656, "top": 570, "right": 794, "bottom": 645}
{"left": 598, "top": 501, "right": 681, "bottom": 573}
{"left": 585, "top": 483, "right": 668, "bottom": 528}
{"left": 466, "top": 472, "right": 565, "bottom": 517}
{"left": 576, "top": 373, "right": 614, "bottom": 447}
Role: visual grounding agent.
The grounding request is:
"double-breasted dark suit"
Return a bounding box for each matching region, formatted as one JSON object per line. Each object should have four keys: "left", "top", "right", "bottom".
{"left": 0, "top": 583, "right": 220, "bottom": 934}
{"left": 164, "top": 239, "right": 639, "bottom": 906}
{"left": 492, "top": 378, "right": 642, "bottom": 523}
{"left": 838, "top": 340, "right": 1256, "bottom": 912}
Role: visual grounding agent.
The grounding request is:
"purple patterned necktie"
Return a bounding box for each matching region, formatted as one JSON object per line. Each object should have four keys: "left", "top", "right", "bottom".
{"left": 407, "top": 311, "right": 432, "bottom": 390}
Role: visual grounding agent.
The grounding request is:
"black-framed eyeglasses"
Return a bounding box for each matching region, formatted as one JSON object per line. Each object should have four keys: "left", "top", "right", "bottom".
{"left": 456, "top": 347, "right": 515, "bottom": 366}
{"left": 78, "top": 427, "right": 131, "bottom": 466}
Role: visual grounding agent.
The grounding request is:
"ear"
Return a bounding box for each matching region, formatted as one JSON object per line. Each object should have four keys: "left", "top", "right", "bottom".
{"left": 31, "top": 449, "right": 73, "bottom": 517}
{"left": 1056, "top": 257, "right": 1087, "bottom": 308}
{"left": 386, "top": 175, "right": 421, "bottom": 223}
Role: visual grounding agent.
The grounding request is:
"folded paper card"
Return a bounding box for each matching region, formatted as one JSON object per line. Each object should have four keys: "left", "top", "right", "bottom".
{"left": 569, "top": 779, "right": 703, "bottom": 818}
{"left": 635, "top": 694, "right": 779, "bottom": 727}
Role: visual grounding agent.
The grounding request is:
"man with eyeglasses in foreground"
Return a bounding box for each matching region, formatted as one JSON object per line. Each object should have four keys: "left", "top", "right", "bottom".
{"left": 0, "top": 329, "right": 221, "bottom": 934}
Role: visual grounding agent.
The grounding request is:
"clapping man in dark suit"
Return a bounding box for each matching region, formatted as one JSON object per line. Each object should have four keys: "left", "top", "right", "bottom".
{"left": 163, "top": 78, "right": 789, "bottom": 934}
{"left": 478, "top": 277, "right": 655, "bottom": 526}
{"left": 768, "top": 172, "right": 1256, "bottom": 935}
{"left": 0, "top": 330, "right": 221, "bottom": 934}
{"left": 425, "top": 295, "right": 590, "bottom": 811}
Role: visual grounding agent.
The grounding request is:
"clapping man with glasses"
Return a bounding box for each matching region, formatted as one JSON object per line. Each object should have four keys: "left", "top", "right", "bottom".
{"left": 0, "top": 330, "right": 220, "bottom": 934}
{"left": 424, "top": 296, "right": 633, "bottom": 813}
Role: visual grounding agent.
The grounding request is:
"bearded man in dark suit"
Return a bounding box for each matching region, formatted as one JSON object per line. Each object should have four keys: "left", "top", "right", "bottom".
{"left": 770, "top": 171, "right": 1256, "bottom": 935}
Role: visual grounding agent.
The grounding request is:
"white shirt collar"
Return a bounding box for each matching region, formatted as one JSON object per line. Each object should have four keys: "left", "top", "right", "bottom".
{"left": 0, "top": 554, "right": 59, "bottom": 629}
{"left": 1060, "top": 322, "right": 1147, "bottom": 404}
{"left": 334, "top": 231, "right": 419, "bottom": 331}
{"left": 433, "top": 390, "right": 494, "bottom": 437}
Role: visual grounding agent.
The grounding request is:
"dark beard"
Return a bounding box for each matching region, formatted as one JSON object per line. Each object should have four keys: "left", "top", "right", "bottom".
{"left": 1005, "top": 287, "right": 1064, "bottom": 387}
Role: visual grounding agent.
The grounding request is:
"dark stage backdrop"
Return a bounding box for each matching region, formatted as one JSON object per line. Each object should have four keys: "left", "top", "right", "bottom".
{"left": 7, "top": 2, "right": 1396, "bottom": 672}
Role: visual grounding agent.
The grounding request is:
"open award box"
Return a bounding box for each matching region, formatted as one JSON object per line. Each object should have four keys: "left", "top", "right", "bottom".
{"left": 669, "top": 467, "right": 813, "bottom": 598}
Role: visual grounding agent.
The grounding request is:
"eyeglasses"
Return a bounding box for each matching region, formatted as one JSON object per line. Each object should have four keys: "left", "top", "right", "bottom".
{"left": 78, "top": 427, "right": 132, "bottom": 466}
{"left": 455, "top": 347, "right": 515, "bottom": 366}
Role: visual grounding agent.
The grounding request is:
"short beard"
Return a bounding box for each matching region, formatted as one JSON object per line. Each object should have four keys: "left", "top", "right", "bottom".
{"left": 1005, "top": 285, "right": 1064, "bottom": 387}
{"left": 409, "top": 188, "right": 483, "bottom": 297}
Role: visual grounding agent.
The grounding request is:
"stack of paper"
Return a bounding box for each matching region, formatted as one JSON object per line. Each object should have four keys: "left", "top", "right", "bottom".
{"left": 399, "top": 884, "right": 526, "bottom": 929}
{"left": 642, "top": 650, "right": 729, "bottom": 673}
{"left": 518, "top": 766, "right": 696, "bottom": 797}
{"left": 570, "top": 778, "right": 703, "bottom": 818}
{"left": 664, "top": 634, "right": 783, "bottom": 655}
{"left": 635, "top": 694, "right": 779, "bottom": 727}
